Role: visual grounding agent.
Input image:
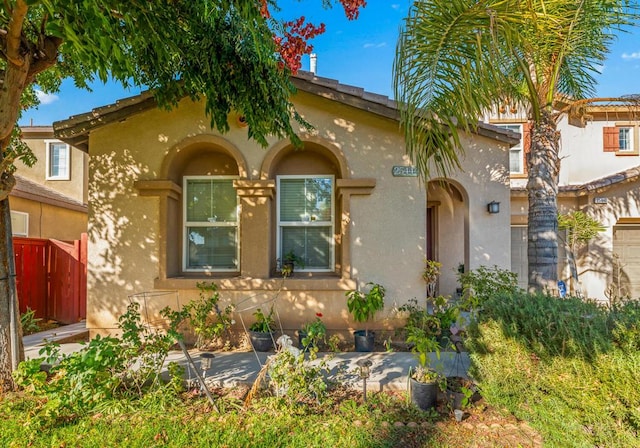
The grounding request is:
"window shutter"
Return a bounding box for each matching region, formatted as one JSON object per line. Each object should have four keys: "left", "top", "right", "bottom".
{"left": 522, "top": 122, "right": 531, "bottom": 174}
{"left": 603, "top": 127, "right": 619, "bottom": 152}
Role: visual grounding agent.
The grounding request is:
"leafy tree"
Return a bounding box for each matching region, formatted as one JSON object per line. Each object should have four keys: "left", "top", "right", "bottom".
{"left": 558, "top": 211, "right": 605, "bottom": 295}
{"left": 0, "top": 0, "right": 365, "bottom": 392}
{"left": 393, "top": 0, "right": 639, "bottom": 293}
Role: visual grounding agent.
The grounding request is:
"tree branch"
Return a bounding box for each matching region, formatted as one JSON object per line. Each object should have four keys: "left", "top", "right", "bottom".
{"left": 6, "top": 0, "right": 28, "bottom": 67}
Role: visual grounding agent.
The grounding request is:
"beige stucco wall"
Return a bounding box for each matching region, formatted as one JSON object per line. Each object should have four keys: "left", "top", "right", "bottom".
{"left": 85, "top": 92, "right": 510, "bottom": 336}
{"left": 9, "top": 196, "right": 87, "bottom": 240}
{"left": 19, "top": 130, "right": 88, "bottom": 204}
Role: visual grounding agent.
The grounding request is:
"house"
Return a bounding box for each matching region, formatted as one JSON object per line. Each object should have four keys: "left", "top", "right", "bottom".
{"left": 488, "top": 104, "right": 640, "bottom": 301}
{"left": 13, "top": 126, "right": 88, "bottom": 240}
{"left": 53, "top": 72, "right": 517, "bottom": 337}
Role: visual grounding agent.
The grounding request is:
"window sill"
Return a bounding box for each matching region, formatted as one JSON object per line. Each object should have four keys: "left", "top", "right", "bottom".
{"left": 615, "top": 151, "right": 639, "bottom": 156}
{"left": 155, "top": 275, "right": 356, "bottom": 291}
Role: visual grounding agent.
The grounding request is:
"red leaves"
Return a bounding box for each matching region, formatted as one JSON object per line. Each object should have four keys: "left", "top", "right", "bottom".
{"left": 276, "top": 17, "right": 326, "bottom": 73}
{"left": 339, "top": 0, "right": 367, "bottom": 20}
{"left": 261, "top": 1, "right": 366, "bottom": 74}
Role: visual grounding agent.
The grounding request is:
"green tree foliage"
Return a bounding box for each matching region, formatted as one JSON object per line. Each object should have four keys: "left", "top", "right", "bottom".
{"left": 0, "top": 0, "right": 365, "bottom": 391}
{"left": 393, "top": 0, "right": 639, "bottom": 292}
{"left": 558, "top": 211, "right": 606, "bottom": 294}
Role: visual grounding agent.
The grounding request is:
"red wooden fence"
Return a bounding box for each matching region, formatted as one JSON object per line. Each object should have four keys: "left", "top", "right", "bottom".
{"left": 14, "top": 234, "right": 87, "bottom": 324}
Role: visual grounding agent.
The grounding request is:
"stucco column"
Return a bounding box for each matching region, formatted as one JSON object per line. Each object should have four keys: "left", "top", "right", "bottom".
{"left": 234, "top": 180, "right": 275, "bottom": 278}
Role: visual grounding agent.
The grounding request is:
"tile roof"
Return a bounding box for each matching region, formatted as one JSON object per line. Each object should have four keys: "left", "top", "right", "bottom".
{"left": 53, "top": 71, "right": 519, "bottom": 151}
{"left": 11, "top": 175, "right": 87, "bottom": 213}
{"left": 511, "top": 165, "right": 640, "bottom": 196}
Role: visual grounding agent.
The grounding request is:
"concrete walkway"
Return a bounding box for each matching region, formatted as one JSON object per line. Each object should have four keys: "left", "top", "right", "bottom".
{"left": 23, "top": 323, "right": 470, "bottom": 391}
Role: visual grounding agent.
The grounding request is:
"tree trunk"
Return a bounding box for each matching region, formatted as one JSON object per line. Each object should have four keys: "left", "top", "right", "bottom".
{"left": 0, "top": 198, "right": 23, "bottom": 393}
{"left": 527, "top": 110, "right": 560, "bottom": 293}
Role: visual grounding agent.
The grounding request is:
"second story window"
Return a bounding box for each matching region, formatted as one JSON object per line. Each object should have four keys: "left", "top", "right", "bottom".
{"left": 618, "top": 127, "right": 634, "bottom": 151}
{"left": 495, "top": 123, "right": 524, "bottom": 174}
{"left": 603, "top": 124, "right": 638, "bottom": 154}
{"left": 46, "top": 140, "right": 70, "bottom": 180}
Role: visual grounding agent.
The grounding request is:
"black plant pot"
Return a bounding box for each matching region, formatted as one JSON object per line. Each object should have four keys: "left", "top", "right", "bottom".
{"left": 410, "top": 377, "right": 438, "bottom": 411}
{"left": 249, "top": 330, "right": 274, "bottom": 352}
{"left": 354, "top": 330, "right": 375, "bottom": 352}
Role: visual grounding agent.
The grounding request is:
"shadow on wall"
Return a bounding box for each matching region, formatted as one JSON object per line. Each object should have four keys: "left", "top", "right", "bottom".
{"left": 580, "top": 185, "right": 640, "bottom": 300}
{"left": 88, "top": 149, "right": 156, "bottom": 327}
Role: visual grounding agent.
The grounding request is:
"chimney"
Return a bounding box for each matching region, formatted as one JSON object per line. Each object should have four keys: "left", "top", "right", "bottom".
{"left": 310, "top": 53, "right": 317, "bottom": 75}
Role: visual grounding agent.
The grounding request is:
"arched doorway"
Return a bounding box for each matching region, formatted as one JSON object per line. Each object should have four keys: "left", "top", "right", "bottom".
{"left": 427, "top": 180, "right": 469, "bottom": 298}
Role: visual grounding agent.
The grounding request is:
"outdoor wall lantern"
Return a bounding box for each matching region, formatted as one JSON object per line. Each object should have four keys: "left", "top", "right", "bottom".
{"left": 356, "top": 358, "right": 373, "bottom": 402}
{"left": 487, "top": 201, "right": 500, "bottom": 214}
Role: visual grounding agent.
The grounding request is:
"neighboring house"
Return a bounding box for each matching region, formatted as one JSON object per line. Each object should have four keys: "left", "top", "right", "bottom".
{"left": 487, "top": 104, "right": 640, "bottom": 301}
{"left": 13, "top": 126, "right": 88, "bottom": 240}
{"left": 54, "top": 72, "right": 517, "bottom": 337}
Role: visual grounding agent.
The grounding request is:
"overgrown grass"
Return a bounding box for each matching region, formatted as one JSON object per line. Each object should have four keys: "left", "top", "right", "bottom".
{"left": 468, "top": 292, "right": 640, "bottom": 447}
{"left": 0, "top": 390, "right": 441, "bottom": 448}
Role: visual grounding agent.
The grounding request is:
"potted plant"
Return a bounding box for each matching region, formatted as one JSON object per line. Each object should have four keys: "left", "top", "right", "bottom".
{"left": 406, "top": 326, "right": 444, "bottom": 411}
{"left": 248, "top": 307, "right": 276, "bottom": 351}
{"left": 423, "top": 259, "right": 442, "bottom": 298}
{"left": 346, "top": 282, "right": 385, "bottom": 352}
{"left": 280, "top": 250, "right": 305, "bottom": 277}
{"left": 298, "top": 312, "right": 326, "bottom": 353}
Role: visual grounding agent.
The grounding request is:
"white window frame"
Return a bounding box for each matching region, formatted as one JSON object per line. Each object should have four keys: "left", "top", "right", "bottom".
{"left": 618, "top": 126, "right": 634, "bottom": 152}
{"left": 10, "top": 211, "right": 28, "bottom": 237}
{"left": 182, "top": 175, "right": 239, "bottom": 272}
{"left": 45, "top": 140, "right": 70, "bottom": 180}
{"left": 276, "top": 175, "right": 335, "bottom": 272}
{"left": 495, "top": 123, "right": 524, "bottom": 174}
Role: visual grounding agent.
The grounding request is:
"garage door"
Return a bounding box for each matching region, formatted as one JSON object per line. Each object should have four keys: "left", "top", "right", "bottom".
{"left": 613, "top": 225, "right": 640, "bottom": 299}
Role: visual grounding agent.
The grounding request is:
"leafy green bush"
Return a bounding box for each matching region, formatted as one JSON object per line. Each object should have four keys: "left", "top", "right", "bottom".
{"left": 468, "top": 291, "right": 640, "bottom": 446}
{"left": 13, "top": 301, "right": 186, "bottom": 424}
{"left": 182, "top": 282, "right": 234, "bottom": 348}
{"left": 20, "top": 307, "right": 42, "bottom": 334}
{"left": 458, "top": 265, "right": 520, "bottom": 310}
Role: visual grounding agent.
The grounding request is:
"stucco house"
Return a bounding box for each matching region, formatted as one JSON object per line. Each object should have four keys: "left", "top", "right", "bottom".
{"left": 488, "top": 104, "right": 640, "bottom": 301}
{"left": 53, "top": 72, "right": 516, "bottom": 338}
{"left": 13, "top": 126, "right": 88, "bottom": 240}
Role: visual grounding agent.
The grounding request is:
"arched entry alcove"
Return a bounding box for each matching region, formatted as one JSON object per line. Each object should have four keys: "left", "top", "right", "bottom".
{"left": 427, "top": 179, "right": 470, "bottom": 298}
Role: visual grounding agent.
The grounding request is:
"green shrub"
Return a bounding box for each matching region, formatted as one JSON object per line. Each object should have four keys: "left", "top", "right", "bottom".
{"left": 20, "top": 307, "right": 42, "bottom": 334}
{"left": 182, "top": 282, "right": 234, "bottom": 348}
{"left": 468, "top": 291, "right": 640, "bottom": 446}
{"left": 458, "top": 265, "right": 520, "bottom": 310}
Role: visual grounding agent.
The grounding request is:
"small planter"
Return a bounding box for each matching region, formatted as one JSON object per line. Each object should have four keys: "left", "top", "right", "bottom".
{"left": 354, "top": 329, "right": 375, "bottom": 352}
{"left": 249, "top": 330, "right": 274, "bottom": 352}
{"left": 409, "top": 377, "right": 438, "bottom": 411}
{"left": 445, "top": 376, "right": 480, "bottom": 409}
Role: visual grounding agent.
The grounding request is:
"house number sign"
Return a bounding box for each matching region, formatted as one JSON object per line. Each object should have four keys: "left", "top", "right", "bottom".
{"left": 392, "top": 165, "right": 418, "bottom": 177}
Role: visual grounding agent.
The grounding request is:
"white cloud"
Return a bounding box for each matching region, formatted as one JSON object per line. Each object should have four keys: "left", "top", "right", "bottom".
{"left": 622, "top": 52, "right": 640, "bottom": 60}
{"left": 35, "top": 90, "right": 59, "bottom": 105}
{"left": 391, "top": 4, "right": 400, "bottom": 9}
{"left": 363, "top": 42, "right": 387, "bottom": 49}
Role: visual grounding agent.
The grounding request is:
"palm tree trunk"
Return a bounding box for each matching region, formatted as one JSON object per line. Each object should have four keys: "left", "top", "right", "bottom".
{"left": 527, "top": 110, "right": 560, "bottom": 293}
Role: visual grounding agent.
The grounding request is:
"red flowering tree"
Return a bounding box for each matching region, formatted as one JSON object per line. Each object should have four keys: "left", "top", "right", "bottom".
{"left": 0, "top": 0, "right": 365, "bottom": 391}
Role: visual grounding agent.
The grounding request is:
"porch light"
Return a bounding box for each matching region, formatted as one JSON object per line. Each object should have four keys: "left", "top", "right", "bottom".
{"left": 356, "top": 358, "right": 373, "bottom": 402}
{"left": 200, "top": 352, "right": 215, "bottom": 378}
{"left": 487, "top": 201, "right": 500, "bottom": 214}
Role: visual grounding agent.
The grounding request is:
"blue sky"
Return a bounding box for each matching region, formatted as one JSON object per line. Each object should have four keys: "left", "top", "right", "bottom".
{"left": 19, "top": 1, "right": 640, "bottom": 126}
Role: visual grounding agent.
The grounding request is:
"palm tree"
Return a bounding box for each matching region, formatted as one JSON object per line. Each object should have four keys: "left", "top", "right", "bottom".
{"left": 393, "top": 0, "right": 638, "bottom": 292}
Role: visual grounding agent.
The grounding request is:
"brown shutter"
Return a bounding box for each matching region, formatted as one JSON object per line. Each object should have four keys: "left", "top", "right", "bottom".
{"left": 603, "top": 127, "right": 619, "bottom": 152}
{"left": 522, "top": 122, "right": 531, "bottom": 174}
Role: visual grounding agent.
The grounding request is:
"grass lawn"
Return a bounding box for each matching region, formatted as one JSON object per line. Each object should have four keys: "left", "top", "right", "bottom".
{"left": 0, "top": 387, "right": 540, "bottom": 448}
